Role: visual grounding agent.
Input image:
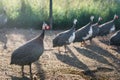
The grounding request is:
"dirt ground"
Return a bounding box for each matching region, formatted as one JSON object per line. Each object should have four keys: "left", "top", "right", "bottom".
{"left": 0, "top": 28, "right": 120, "bottom": 80}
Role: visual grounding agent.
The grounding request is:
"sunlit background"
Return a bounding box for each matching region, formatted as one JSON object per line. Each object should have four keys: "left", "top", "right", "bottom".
{"left": 0, "top": 0, "right": 120, "bottom": 29}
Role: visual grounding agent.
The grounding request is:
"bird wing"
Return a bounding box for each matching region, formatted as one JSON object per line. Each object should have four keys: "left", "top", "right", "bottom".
{"left": 98, "top": 21, "right": 114, "bottom": 36}
{"left": 58, "top": 29, "right": 74, "bottom": 43}
{"left": 111, "top": 31, "right": 120, "bottom": 41}
{"left": 53, "top": 28, "right": 74, "bottom": 46}
{"left": 11, "top": 42, "right": 43, "bottom": 61}
{"left": 91, "top": 23, "right": 99, "bottom": 36}
{"left": 75, "top": 25, "right": 91, "bottom": 39}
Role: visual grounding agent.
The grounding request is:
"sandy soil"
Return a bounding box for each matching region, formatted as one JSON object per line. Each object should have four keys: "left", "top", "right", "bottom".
{"left": 0, "top": 28, "right": 120, "bottom": 80}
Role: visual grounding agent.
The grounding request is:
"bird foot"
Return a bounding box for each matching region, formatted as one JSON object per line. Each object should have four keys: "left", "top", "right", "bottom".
{"left": 33, "top": 74, "right": 37, "bottom": 80}
{"left": 22, "top": 72, "right": 25, "bottom": 77}
{"left": 58, "top": 50, "right": 62, "bottom": 53}
{"left": 80, "top": 42, "right": 87, "bottom": 47}
{"left": 65, "top": 50, "right": 69, "bottom": 53}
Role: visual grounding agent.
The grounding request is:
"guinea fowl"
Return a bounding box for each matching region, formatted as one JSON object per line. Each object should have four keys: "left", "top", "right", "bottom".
{"left": 73, "top": 16, "right": 94, "bottom": 46}
{"left": 53, "top": 19, "right": 77, "bottom": 52}
{"left": 88, "top": 17, "right": 102, "bottom": 43}
{"left": 98, "top": 14, "right": 119, "bottom": 40}
{"left": 0, "top": 8, "right": 7, "bottom": 27}
{"left": 0, "top": 8, "right": 8, "bottom": 49}
{"left": 10, "top": 22, "right": 50, "bottom": 79}
{"left": 110, "top": 30, "right": 120, "bottom": 48}
{"left": 0, "top": 29, "right": 8, "bottom": 51}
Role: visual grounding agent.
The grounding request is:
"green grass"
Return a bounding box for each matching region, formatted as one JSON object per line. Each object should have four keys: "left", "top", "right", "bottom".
{"left": 0, "top": 0, "right": 120, "bottom": 29}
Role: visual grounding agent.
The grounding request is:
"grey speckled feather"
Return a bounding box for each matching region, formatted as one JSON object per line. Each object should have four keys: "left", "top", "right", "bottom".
{"left": 91, "top": 23, "right": 99, "bottom": 38}
{"left": 110, "top": 30, "right": 120, "bottom": 46}
{"left": 53, "top": 19, "right": 77, "bottom": 47}
{"left": 10, "top": 30, "right": 45, "bottom": 65}
{"left": 98, "top": 15, "right": 118, "bottom": 36}
{"left": 74, "top": 22, "right": 93, "bottom": 42}
{"left": 10, "top": 22, "right": 49, "bottom": 79}
{"left": 89, "top": 17, "right": 102, "bottom": 40}
{"left": 98, "top": 20, "right": 115, "bottom": 36}
{"left": 53, "top": 27, "right": 75, "bottom": 47}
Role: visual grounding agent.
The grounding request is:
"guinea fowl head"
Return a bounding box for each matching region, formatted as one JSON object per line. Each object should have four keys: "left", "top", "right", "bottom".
{"left": 72, "top": 19, "right": 77, "bottom": 30}
{"left": 113, "top": 14, "right": 119, "bottom": 20}
{"left": 73, "top": 19, "right": 77, "bottom": 25}
{"left": 42, "top": 22, "right": 50, "bottom": 30}
{"left": 97, "top": 17, "right": 102, "bottom": 25}
{"left": 98, "top": 17, "right": 102, "bottom": 21}
{"left": 40, "top": 22, "right": 50, "bottom": 39}
{"left": 90, "top": 16, "right": 94, "bottom": 23}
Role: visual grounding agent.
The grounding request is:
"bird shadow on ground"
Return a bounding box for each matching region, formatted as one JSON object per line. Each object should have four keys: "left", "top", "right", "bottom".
{"left": 9, "top": 75, "right": 30, "bottom": 80}
{"left": 85, "top": 45, "right": 120, "bottom": 70}
{"left": 54, "top": 46, "right": 96, "bottom": 78}
{"left": 33, "top": 61, "right": 45, "bottom": 80}
{"left": 74, "top": 46, "right": 112, "bottom": 66}
{"left": 86, "top": 45, "right": 120, "bottom": 61}
{"left": 110, "top": 46, "right": 120, "bottom": 53}
{"left": 99, "top": 39, "right": 110, "bottom": 46}
{"left": 97, "top": 35, "right": 111, "bottom": 46}
{"left": 74, "top": 45, "right": 119, "bottom": 72}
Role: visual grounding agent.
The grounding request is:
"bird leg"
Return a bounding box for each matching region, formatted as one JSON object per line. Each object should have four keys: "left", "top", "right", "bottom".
{"left": 81, "top": 41, "right": 86, "bottom": 47}
{"left": 83, "top": 41, "right": 87, "bottom": 46}
{"left": 58, "top": 47, "right": 61, "bottom": 53}
{"left": 1, "top": 43, "right": 7, "bottom": 53}
{"left": 102, "top": 36, "right": 107, "bottom": 42}
{"left": 81, "top": 42, "right": 84, "bottom": 47}
{"left": 89, "top": 39, "right": 93, "bottom": 45}
{"left": 21, "top": 66, "right": 24, "bottom": 77}
{"left": 64, "top": 45, "right": 66, "bottom": 53}
{"left": 80, "top": 42, "right": 82, "bottom": 47}
{"left": 29, "top": 64, "right": 33, "bottom": 80}
{"left": 3, "top": 43, "right": 7, "bottom": 49}
{"left": 64, "top": 45, "right": 68, "bottom": 53}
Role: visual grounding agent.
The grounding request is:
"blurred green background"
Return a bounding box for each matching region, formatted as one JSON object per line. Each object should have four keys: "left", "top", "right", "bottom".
{"left": 0, "top": 0, "right": 120, "bottom": 30}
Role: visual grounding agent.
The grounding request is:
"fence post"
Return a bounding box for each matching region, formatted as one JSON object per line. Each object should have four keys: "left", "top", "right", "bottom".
{"left": 49, "top": 0, "right": 53, "bottom": 29}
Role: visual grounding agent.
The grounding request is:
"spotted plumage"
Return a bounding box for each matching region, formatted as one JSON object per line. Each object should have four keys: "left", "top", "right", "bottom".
{"left": 89, "top": 17, "right": 102, "bottom": 41}
{"left": 74, "top": 16, "right": 94, "bottom": 43}
{"left": 98, "top": 14, "right": 118, "bottom": 37}
{"left": 110, "top": 30, "right": 120, "bottom": 46}
{"left": 53, "top": 19, "right": 77, "bottom": 52}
